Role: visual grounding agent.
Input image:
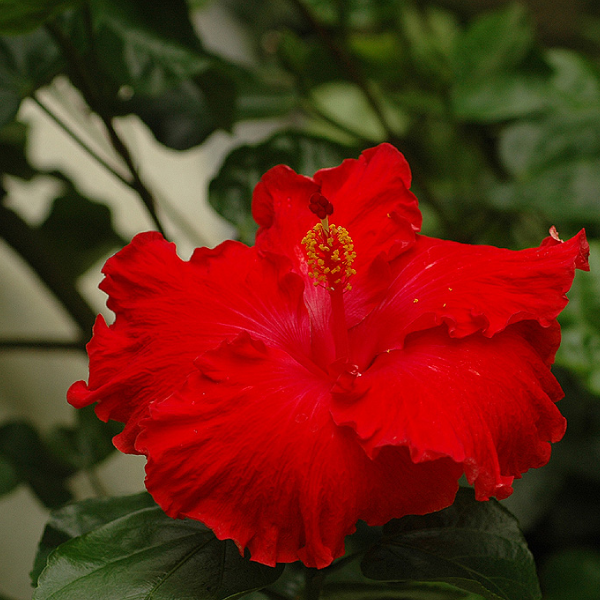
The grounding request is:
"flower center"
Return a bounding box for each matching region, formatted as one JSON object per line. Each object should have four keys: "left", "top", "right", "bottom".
{"left": 302, "top": 194, "right": 357, "bottom": 292}
{"left": 302, "top": 193, "right": 356, "bottom": 361}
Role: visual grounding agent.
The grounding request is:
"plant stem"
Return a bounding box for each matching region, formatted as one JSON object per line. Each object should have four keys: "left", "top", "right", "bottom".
{"left": 44, "top": 19, "right": 167, "bottom": 237}
{"left": 0, "top": 203, "right": 97, "bottom": 335}
{"left": 0, "top": 339, "right": 87, "bottom": 351}
{"left": 32, "top": 94, "right": 132, "bottom": 188}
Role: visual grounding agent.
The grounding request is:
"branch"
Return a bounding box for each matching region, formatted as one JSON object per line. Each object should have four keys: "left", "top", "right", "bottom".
{"left": 0, "top": 339, "right": 87, "bottom": 351}
{"left": 45, "top": 19, "right": 167, "bottom": 237}
{"left": 32, "top": 94, "right": 132, "bottom": 188}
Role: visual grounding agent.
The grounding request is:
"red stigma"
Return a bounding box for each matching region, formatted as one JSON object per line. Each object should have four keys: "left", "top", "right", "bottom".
{"left": 309, "top": 193, "right": 334, "bottom": 220}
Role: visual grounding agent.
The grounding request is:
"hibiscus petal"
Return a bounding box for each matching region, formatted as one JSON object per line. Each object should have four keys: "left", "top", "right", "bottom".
{"left": 332, "top": 323, "right": 566, "bottom": 501}
{"left": 137, "top": 331, "right": 461, "bottom": 569}
{"left": 350, "top": 229, "right": 589, "bottom": 365}
{"left": 253, "top": 144, "right": 422, "bottom": 334}
{"left": 314, "top": 143, "right": 422, "bottom": 263}
{"left": 67, "top": 232, "right": 311, "bottom": 452}
{"left": 254, "top": 143, "right": 420, "bottom": 269}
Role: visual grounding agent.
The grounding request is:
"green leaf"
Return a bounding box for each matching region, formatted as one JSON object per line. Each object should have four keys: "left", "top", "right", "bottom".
{"left": 36, "top": 184, "right": 124, "bottom": 280}
{"left": 452, "top": 72, "right": 550, "bottom": 122}
{"left": 493, "top": 118, "right": 600, "bottom": 224}
{"left": 0, "top": 454, "right": 19, "bottom": 495}
{"left": 322, "top": 581, "right": 483, "bottom": 600}
{"left": 0, "top": 0, "right": 77, "bottom": 33}
{"left": 46, "top": 405, "right": 122, "bottom": 472}
{"left": 361, "top": 488, "right": 541, "bottom": 600}
{"left": 545, "top": 49, "right": 600, "bottom": 111}
{"left": 453, "top": 3, "right": 534, "bottom": 81}
{"left": 277, "top": 28, "right": 346, "bottom": 88}
{"left": 0, "top": 420, "right": 73, "bottom": 507}
{"left": 451, "top": 3, "right": 553, "bottom": 122}
{"left": 126, "top": 67, "right": 236, "bottom": 150}
{"left": 311, "top": 81, "right": 408, "bottom": 142}
{"left": 89, "top": 0, "right": 209, "bottom": 96}
{"left": 209, "top": 131, "right": 354, "bottom": 245}
{"left": 232, "top": 66, "right": 296, "bottom": 121}
{"left": 541, "top": 549, "right": 600, "bottom": 600}
{"left": 555, "top": 240, "right": 600, "bottom": 395}
{"left": 398, "top": 4, "right": 459, "bottom": 82}
{"left": 0, "top": 28, "right": 63, "bottom": 127}
{"left": 0, "top": 119, "right": 37, "bottom": 180}
{"left": 31, "top": 492, "right": 156, "bottom": 586}
{"left": 33, "top": 500, "right": 283, "bottom": 600}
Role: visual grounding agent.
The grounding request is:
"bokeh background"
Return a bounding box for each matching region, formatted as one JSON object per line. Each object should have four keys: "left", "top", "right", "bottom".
{"left": 1, "top": 1, "right": 599, "bottom": 598}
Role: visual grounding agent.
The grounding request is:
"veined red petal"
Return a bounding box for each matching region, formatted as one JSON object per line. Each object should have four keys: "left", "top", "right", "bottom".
{"left": 137, "top": 332, "right": 461, "bottom": 568}
{"left": 350, "top": 229, "right": 589, "bottom": 366}
{"left": 67, "top": 232, "right": 311, "bottom": 452}
{"left": 332, "top": 323, "right": 566, "bottom": 501}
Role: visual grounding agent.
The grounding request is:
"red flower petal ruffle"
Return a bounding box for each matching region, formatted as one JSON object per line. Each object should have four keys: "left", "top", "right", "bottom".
{"left": 68, "top": 232, "right": 312, "bottom": 452}
{"left": 349, "top": 229, "right": 589, "bottom": 368}
{"left": 332, "top": 322, "right": 566, "bottom": 500}
{"left": 137, "top": 332, "right": 461, "bottom": 568}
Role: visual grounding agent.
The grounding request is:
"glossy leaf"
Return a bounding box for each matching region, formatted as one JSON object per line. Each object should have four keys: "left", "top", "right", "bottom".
{"left": 33, "top": 501, "right": 283, "bottom": 600}
{"left": 0, "top": 28, "right": 63, "bottom": 127}
{"left": 31, "top": 492, "right": 156, "bottom": 586}
{"left": 209, "top": 131, "right": 354, "bottom": 244}
{"left": 0, "top": 0, "right": 77, "bottom": 33}
{"left": 361, "top": 488, "right": 541, "bottom": 600}
{"left": 321, "top": 582, "right": 483, "bottom": 600}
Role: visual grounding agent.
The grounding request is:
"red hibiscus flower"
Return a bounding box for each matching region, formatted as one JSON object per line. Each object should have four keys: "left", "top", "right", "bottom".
{"left": 68, "top": 143, "right": 589, "bottom": 569}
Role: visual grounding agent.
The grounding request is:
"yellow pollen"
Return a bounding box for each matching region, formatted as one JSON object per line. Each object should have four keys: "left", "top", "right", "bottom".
{"left": 302, "top": 222, "right": 356, "bottom": 292}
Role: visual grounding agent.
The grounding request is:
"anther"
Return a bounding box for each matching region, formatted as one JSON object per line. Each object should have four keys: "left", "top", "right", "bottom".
{"left": 309, "top": 193, "right": 334, "bottom": 220}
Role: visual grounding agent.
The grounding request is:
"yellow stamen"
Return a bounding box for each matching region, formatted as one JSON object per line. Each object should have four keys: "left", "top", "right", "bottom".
{"left": 302, "top": 222, "right": 356, "bottom": 292}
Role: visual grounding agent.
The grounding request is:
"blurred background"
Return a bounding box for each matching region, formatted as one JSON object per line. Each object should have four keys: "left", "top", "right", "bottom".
{"left": 0, "top": 0, "right": 599, "bottom": 598}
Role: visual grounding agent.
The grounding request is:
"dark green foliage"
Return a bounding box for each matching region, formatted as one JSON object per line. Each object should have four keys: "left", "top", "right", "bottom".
{"left": 0, "top": 0, "right": 78, "bottom": 34}
{"left": 33, "top": 494, "right": 284, "bottom": 600}
{"left": 0, "top": 421, "right": 74, "bottom": 508}
{"left": 37, "top": 186, "right": 126, "bottom": 281}
{"left": 361, "top": 488, "right": 541, "bottom": 600}
{"left": 0, "top": 28, "right": 63, "bottom": 127}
